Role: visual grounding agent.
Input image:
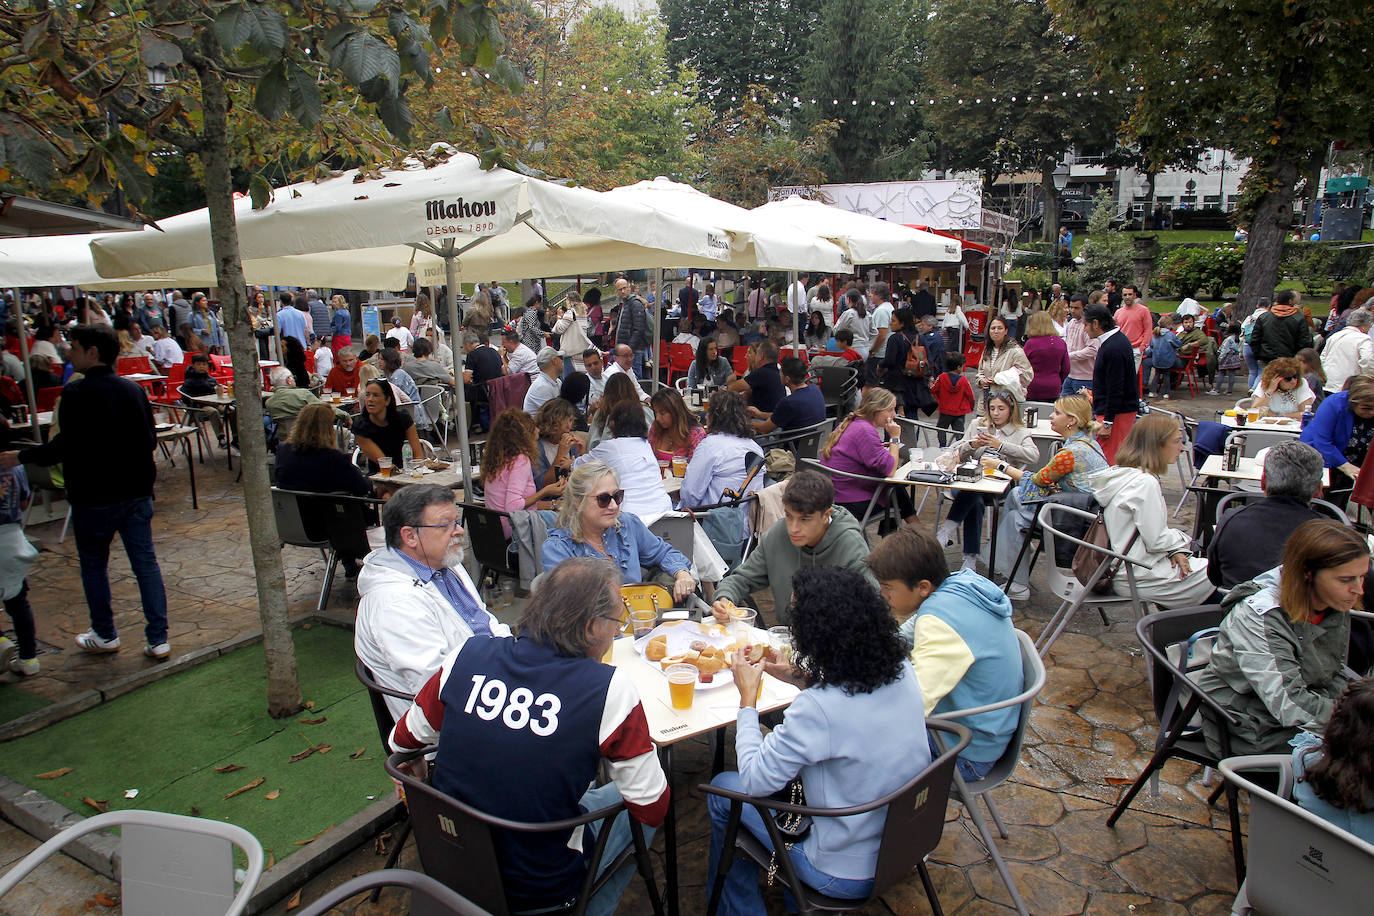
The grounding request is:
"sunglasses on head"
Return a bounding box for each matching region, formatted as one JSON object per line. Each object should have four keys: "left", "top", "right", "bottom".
{"left": 593, "top": 490, "right": 626, "bottom": 508}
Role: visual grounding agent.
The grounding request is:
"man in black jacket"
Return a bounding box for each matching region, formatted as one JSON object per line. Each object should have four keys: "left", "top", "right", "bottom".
{"left": 1, "top": 324, "right": 170, "bottom": 660}
{"left": 1085, "top": 304, "right": 1138, "bottom": 462}
{"left": 1206, "top": 441, "right": 1326, "bottom": 588}
{"left": 1251, "top": 289, "right": 1314, "bottom": 365}
{"left": 612, "top": 278, "right": 651, "bottom": 378}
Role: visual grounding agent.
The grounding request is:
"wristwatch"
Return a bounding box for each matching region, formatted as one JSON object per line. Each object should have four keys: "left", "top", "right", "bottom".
{"left": 995, "top": 460, "right": 1008, "bottom": 474}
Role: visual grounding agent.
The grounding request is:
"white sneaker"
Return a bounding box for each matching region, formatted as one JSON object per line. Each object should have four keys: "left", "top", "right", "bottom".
{"left": 961, "top": 554, "right": 979, "bottom": 572}
{"left": 936, "top": 520, "right": 959, "bottom": 547}
{"left": 9, "top": 656, "right": 39, "bottom": 677}
{"left": 1006, "top": 584, "right": 1031, "bottom": 601}
{"left": 75, "top": 630, "right": 120, "bottom": 653}
{"left": 144, "top": 642, "right": 171, "bottom": 661}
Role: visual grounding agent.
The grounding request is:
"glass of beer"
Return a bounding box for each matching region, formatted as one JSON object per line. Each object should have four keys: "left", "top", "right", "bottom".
{"left": 377, "top": 457, "right": 393, "bottom": 477}
{"left": 1246, "top": 409, "right": 1260, "bottom": 423}
{"left": 657, "top": 460, "right": 670, "bottom": 479}
{"left": 671, "top": 457, "right": 688, "bottom": 477}
{"left": 666, "top": 664, "right": 697, "bottom": 710}
{"left": 332, "top": 391, "right": 341, "bottom": 404}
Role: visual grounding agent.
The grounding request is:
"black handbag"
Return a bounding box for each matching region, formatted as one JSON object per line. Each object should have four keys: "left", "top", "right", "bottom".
{"left": 766, "top": 778, "right": 811, "bottom": 886}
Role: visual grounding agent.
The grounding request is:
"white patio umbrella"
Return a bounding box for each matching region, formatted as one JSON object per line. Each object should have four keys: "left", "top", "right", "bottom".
{"left": 753, "top": 196, "right": 964, "bottom": 266}
{"left": 0, "top": 232, "right": 190, "bottom": 289}
{"left": 605, "top": 178, "right": 853, "bottom": 361}
{"left": 89, "top": 147, "right": 749, "bottom": 494}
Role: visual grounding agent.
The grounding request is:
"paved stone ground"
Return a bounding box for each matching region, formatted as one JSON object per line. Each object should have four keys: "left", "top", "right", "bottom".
{"left": 2, "top": 389, "right": 1254, "bottom": 915}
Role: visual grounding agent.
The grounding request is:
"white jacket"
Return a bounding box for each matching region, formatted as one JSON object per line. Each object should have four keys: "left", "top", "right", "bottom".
{"left": 1089, "top": 466, "right": 1216, "bottom": 609}
{"left": 354, "top": 547, "right": 510, "bottom": 720}
{"left": 554, "top": 310, "right": 594, "bottom": 362}
{"left": 1320, "top": 326, "right": 1374, "bottom": 393}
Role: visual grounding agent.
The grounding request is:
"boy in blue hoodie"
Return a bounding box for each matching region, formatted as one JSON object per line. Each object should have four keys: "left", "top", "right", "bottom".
{"left": 868, "top": 527, "right": 1021, "bottom": 779}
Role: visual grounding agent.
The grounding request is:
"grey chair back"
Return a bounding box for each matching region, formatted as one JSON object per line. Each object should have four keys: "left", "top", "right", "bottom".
{"left": 1220, "top": 755, "right": 1374, "bottom": 916}
{"left": 272, "top": 487, "right": 329, "bottom": 547}
{"left": 293, "top": 869, "right": 491, "bottom": 916}
{"left": 647, "top": 513, "right": 695, "bottom": 569}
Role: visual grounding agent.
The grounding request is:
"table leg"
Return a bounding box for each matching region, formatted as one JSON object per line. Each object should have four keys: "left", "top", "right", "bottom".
{"left": 662, "top": 743, "right": 679, "bottom": 916}
{"left": 185, "top": 437, "right": 198, "bottom": 509}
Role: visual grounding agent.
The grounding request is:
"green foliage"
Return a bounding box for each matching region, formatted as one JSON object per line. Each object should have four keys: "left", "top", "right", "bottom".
{"left": 796, "top": 0, "right": 932, "bottom": 182}
{"left": 1155, "top": 245, "right": 1246, "bottom": 299}
{"left": 926, "top": 0, "right": 1120, "bottom": 196}
{"left": 1075, "top": 191, "right": 1134, "bottom": 288}
{"left": 695, "top": 94, "right": 837, "bottom": 206}
{"left": 660, "top": 0, "right": 819, "bottom": 119}
{"left": 1003, "top": 267, "right": 1050, "bottom": 292}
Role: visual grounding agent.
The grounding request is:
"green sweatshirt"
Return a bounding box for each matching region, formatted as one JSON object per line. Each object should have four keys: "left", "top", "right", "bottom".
{"left": 715, "top": 506, "right": 877, "bottom": 623}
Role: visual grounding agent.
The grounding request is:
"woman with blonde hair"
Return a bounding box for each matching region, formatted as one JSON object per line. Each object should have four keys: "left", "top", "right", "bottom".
{"left": 936, "top": 387, "right": 1039, "bottom": 571}
{"left": 276, "top": 402, "right": 372, "bottom": 575}
{"left": 1047, "top": 297, "right": 1068, "bottom": 335}
{"left": 1023, "top": 310, "right": 1070, "bottom": 401}
{"left": 819, "top": 387, "right": 917, "bottom": 525}
{"left": 1198, "top": 519, "right": 1367, "bottom": 754}
{"left": 988, "top": 394, "right": 1107, "bottom": 598}
{"left": 1089, "top": 413, "right": 1219, "bottom": 608}
{"left": 1252, "top": 356, "right": 1316, "bottom": 419}
{"left": 116, "top": 329, "right": 139, "bottom": 357}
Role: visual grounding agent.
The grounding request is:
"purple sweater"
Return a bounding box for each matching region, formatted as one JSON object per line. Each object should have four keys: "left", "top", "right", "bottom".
{"left": 821, "top": 417, "right": 896, "bottom": 505}
{"left": 1023, "top": 336, "right": 1070, "bottom": 401}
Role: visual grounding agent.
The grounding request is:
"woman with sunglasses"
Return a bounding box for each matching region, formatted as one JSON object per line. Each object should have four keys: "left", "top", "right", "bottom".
{"left": 1252, "top": 356, "right": 1315, "bottom": 419}
{"left": 542, "top": 460, "right": 697, "bottom": 603}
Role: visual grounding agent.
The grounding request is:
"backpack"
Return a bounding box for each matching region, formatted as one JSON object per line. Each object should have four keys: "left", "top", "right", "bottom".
{"left": 902, "top": 333, "right": 929, "bottom": 377}
{"left": 1071, "top": 514, "right": 1138, "bottom": 595}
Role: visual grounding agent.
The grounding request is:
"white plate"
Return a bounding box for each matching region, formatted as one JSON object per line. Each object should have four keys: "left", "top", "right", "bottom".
{"left": 632, "top": 619, "right": 762, "bottom": 690}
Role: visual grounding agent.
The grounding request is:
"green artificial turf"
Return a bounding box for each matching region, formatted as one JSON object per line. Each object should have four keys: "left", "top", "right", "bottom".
{"left": 0, "top": 685, "right": 50, "bottom": 724}
{"left": 0, "top": 626, "right": 391, "bottom": 864}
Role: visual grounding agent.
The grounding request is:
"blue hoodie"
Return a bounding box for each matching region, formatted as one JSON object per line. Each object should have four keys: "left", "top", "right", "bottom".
{"left": 898, "top": 569, "right": 1021, "bottom": 763}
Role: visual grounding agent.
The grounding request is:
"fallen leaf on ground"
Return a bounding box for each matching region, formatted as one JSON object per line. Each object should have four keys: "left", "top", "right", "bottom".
{"left": 123, "top": 789, "right": 138, "bottom": 799}
{"left": 288, "top": 747, "right": 316, "bottom": 764}
{"left": 37, "top": 767, "right": 73, "bottom": 779}
{"left": 82, "top": 796, "right": 108, "bottom": 813}
{"left": 374, "top": 832, "right": 391, "bottom": 855}
{"left": 349, "top": 748, "right": 367, "bottom": 759}
{"left": 91, "top": 893, "right": 119, "bottom": 908}
{"left": 298, "top": 716, "right": 326, "bottom": 725}
{"left": 265, "top": 850, "right": 275, "bottom": 870}
{"left": 285, "top": 889, "right": 301, "bottom": 910}
{"left": 293, "top": 824, "right": 333, "bottom": 846}
{"left": 316, "top": 744, "right": 332, "bottom": 755}
{"left": 303, "top": 700, "right": 315, "bottom": 709}
{"left": 264, "top": 789, "right": 280, "bottom": 800}
{"left": 1104, "top": 776, "right": 1135, "bottom": 786}
{"left": 222, "top": 776, "right": 266, "bottom": 800}
{"left": 212, "top": 764, "right": 244, "bottom": 774}
{"left": 190, "top": 806, "right": 201, "bottom": 816}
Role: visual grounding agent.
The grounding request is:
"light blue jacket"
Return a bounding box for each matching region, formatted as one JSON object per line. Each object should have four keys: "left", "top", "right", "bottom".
{"left": 541, "top": 511, "right": 689, "bottom": 579}
{"left": 734, "top": 662, "right": 931, "bottom": 880}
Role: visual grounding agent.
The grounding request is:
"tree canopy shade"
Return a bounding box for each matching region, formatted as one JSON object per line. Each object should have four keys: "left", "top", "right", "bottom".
{"left": 926, "top": 0, "right": 1120, "bottom": 239}
{"left": 797, "top": 0, "right": 933, "bottom": 183}
{"left": 0, "top": 0, "right": 522, "bottom": 717}
{"left": 693, "top": 94, "right": 838, "bottom": 207}
{"left": 1051, "top": 0, "right": 1374, "bottom": 307}
{"left": 660, "top": 0, "right": 819, "bottom": 119}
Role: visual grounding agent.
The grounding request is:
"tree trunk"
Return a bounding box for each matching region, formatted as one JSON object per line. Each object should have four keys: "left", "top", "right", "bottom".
{"left": 1235, "top": 155, "right": 1298, "bottom": 313}
{"left": 1041, "top": 159, "right": 1059, "bottom": 244}
{"left": 199, "top": 65, "right": 303, "bottom": 718}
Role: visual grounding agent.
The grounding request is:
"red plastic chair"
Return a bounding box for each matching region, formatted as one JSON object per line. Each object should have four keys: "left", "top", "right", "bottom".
{"left": 665, "top": 343, "right": 695, "bottom": 384}
{"left": 152, "top": 363, "right": 186, "bottom": 404}
{"left": 779, "top": 347, "right": 810, "bottom": 366}
{"left": 35, "top": 386, "right": 63, "bottom": 413}
{"left": 116, "top": 355, "right": 153, "bottom": 375}
{"left": 730, "top": 346, "right": 749, "bottom": 377}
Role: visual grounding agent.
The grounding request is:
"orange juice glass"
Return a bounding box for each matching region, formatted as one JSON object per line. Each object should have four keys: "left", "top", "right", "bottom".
{"left": 666, "top": 664, "right": 696, "bottom": 710}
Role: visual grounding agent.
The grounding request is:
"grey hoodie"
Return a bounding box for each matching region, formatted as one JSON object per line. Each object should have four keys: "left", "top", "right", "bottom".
{"left": 715, "top": 506, "right": 876, "bottom": 623}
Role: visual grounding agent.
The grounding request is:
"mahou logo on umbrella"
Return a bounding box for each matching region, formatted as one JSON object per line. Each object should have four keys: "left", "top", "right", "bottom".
{"left": 424, "top": 198, "right": 499, "bottom": 220}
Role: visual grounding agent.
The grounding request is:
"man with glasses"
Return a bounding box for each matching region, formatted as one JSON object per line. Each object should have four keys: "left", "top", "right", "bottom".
{"left": 390, "top": 557, "right": 668, "bottom": 915}
{"left": 355, "top": 484, "right": 508, "bottom": 719}
{"left": 613, "top": 278, "right": 652, "bottom": 379}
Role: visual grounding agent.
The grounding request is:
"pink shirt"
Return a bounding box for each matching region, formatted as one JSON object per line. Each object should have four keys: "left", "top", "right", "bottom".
{"left": 1063, "top": 317, "right": 1099, "bottom": 380}
{"left": 1116, "top": 304, "right": 1154, "bottom": 353}
{"left": 485, "top": 454, "right": 536, "bottom": 537}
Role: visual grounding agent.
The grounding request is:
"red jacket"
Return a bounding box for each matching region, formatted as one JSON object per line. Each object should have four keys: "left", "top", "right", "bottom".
{"left": 932, "top": 371, "right": 975, "bottom": 416}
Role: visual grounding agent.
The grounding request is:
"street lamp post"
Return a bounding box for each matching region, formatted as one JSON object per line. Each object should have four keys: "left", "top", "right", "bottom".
{"left": 1051, "top": 162, "right": 1070, "bottom": 283}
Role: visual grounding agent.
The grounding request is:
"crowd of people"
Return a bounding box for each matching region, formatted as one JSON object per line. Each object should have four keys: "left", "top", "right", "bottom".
{"left": 9, "top": 271, "right": 1374, "bottom": 914}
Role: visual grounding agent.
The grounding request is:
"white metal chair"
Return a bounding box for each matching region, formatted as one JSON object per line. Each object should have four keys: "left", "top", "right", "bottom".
{"left": 1034, "top": 502, "right": 1152, "bottom": 656}
{"left": 0, "top": 809, "right": 264, "bottom": 916}
{"left": 932, "top": 629, "right": 1046, "bottom": 916}
{"left": 1220, "top": 754, "right": 1374, "bottom": 916}
{"left": 417, "top": 383, "right": 452, "bottom": 445}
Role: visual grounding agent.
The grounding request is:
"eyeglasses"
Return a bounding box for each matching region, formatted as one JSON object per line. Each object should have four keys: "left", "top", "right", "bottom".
{"left": 411, "top": 519, "right": 462, "bottom": 534}
{"left": 592, "top": 490, "right": 626, "bottom": 508}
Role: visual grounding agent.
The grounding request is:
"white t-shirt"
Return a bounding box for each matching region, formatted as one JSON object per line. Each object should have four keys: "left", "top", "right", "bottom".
{"left": 385, "top": 325, "right": 414, "bottom": 351}
{"left": 869, "top": 302, "right": 895, "bottom": 357}
{"left": 313, "top": 345, "right": 334, "bottom": 377}
{"left": 151, "top": 336, "right": 183, "bottom": 368}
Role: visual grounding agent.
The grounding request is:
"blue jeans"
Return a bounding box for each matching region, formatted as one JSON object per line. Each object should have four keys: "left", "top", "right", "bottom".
{"left": 946, "top": 490, "right": 986, "bottom": 556}
{"left": 71, "top": 497, "right": 168, "bottom": 646}
{"left": 1244, "top": 343, "right": 1261, "bottom": 389}
{"left": 580, "top": 782, "right": 655, "bottom": 916}
{"left": 707, "top": 772, "right": 873, "bottom": 915}
{"left": 1060, "top": 377, "right": 1092, "bottom": 397}
{"left": 631, "top": 349, "right": 647, "bottom": 381}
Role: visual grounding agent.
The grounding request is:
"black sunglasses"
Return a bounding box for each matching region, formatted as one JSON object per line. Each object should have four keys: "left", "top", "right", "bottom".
{"left": 593, "top": 490, "right": 626, "bottom": 508}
